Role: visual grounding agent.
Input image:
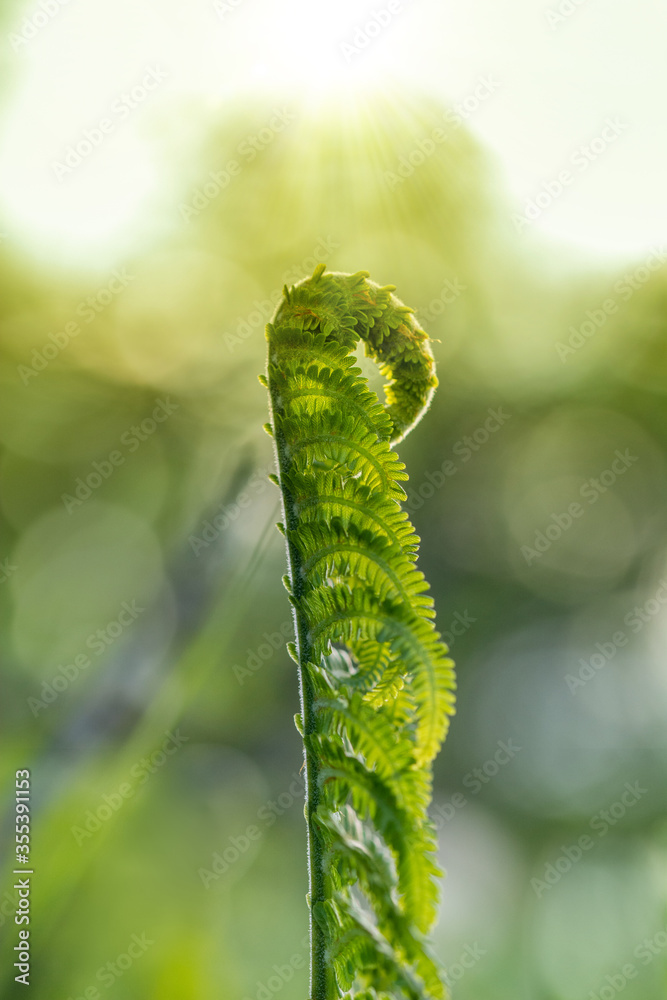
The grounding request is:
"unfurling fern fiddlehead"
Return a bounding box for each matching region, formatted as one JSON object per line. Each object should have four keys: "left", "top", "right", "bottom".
{"left": 260, "top": 265, "right": 456, "bottom": 1000}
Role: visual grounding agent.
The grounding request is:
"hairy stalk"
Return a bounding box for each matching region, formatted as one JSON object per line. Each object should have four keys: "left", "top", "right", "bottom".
{"left": 270, "top": 400, "right": 329, "bottom": 997}
{"left": 262, "top": 265, "right": 456, "bottom": 1000}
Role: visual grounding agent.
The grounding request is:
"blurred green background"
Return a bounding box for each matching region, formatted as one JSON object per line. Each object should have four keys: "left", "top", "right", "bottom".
{"left": 1, "top": 1, "right": 667, "bottom": 998}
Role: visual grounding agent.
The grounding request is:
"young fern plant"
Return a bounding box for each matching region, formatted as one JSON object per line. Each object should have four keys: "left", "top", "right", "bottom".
{"left": 260, "top": 265, "right": 456, "bottom": 1000}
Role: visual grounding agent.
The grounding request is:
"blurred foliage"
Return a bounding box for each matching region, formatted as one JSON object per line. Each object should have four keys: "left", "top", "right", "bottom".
{"left": 1, "top": 78, "right": 666, "bottom": 1000}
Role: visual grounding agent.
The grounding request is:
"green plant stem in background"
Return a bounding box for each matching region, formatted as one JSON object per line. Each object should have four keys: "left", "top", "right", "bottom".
{"left": 262, "top": 265, "right": 456, "bottom": 999}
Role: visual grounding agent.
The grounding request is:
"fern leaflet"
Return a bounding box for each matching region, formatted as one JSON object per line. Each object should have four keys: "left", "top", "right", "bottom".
{"left": 261, "top": 265, "right": 456, "bottom": 999}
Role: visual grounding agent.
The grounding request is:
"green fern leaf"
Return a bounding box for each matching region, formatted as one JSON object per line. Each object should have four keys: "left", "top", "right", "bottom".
{"left": 263, "top": 266, "right": 456, "bottom": 999}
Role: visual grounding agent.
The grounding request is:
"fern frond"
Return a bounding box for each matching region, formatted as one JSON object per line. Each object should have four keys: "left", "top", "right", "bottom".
{"left": 317, "top": 739, "right": 441, "bottom": 934}
{"left": 263, "top": 267, "right": 456, "bottom": 999}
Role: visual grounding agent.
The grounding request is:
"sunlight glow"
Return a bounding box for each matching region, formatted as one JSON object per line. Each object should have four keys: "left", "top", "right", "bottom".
{"left": 0, "top": 0, "right": 403, "bottom": 268}
{"left": 0, "top": 0, "right": 665, "bottom": 267}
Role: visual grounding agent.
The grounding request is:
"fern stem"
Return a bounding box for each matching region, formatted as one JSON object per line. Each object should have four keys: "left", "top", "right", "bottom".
{"left": 269, "top": 390, "right": 329, "bottom": 1000}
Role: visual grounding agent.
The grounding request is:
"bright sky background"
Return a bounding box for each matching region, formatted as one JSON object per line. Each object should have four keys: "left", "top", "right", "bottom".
{"left": 1, "top": 0, "right": 665, "bottom": 268}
